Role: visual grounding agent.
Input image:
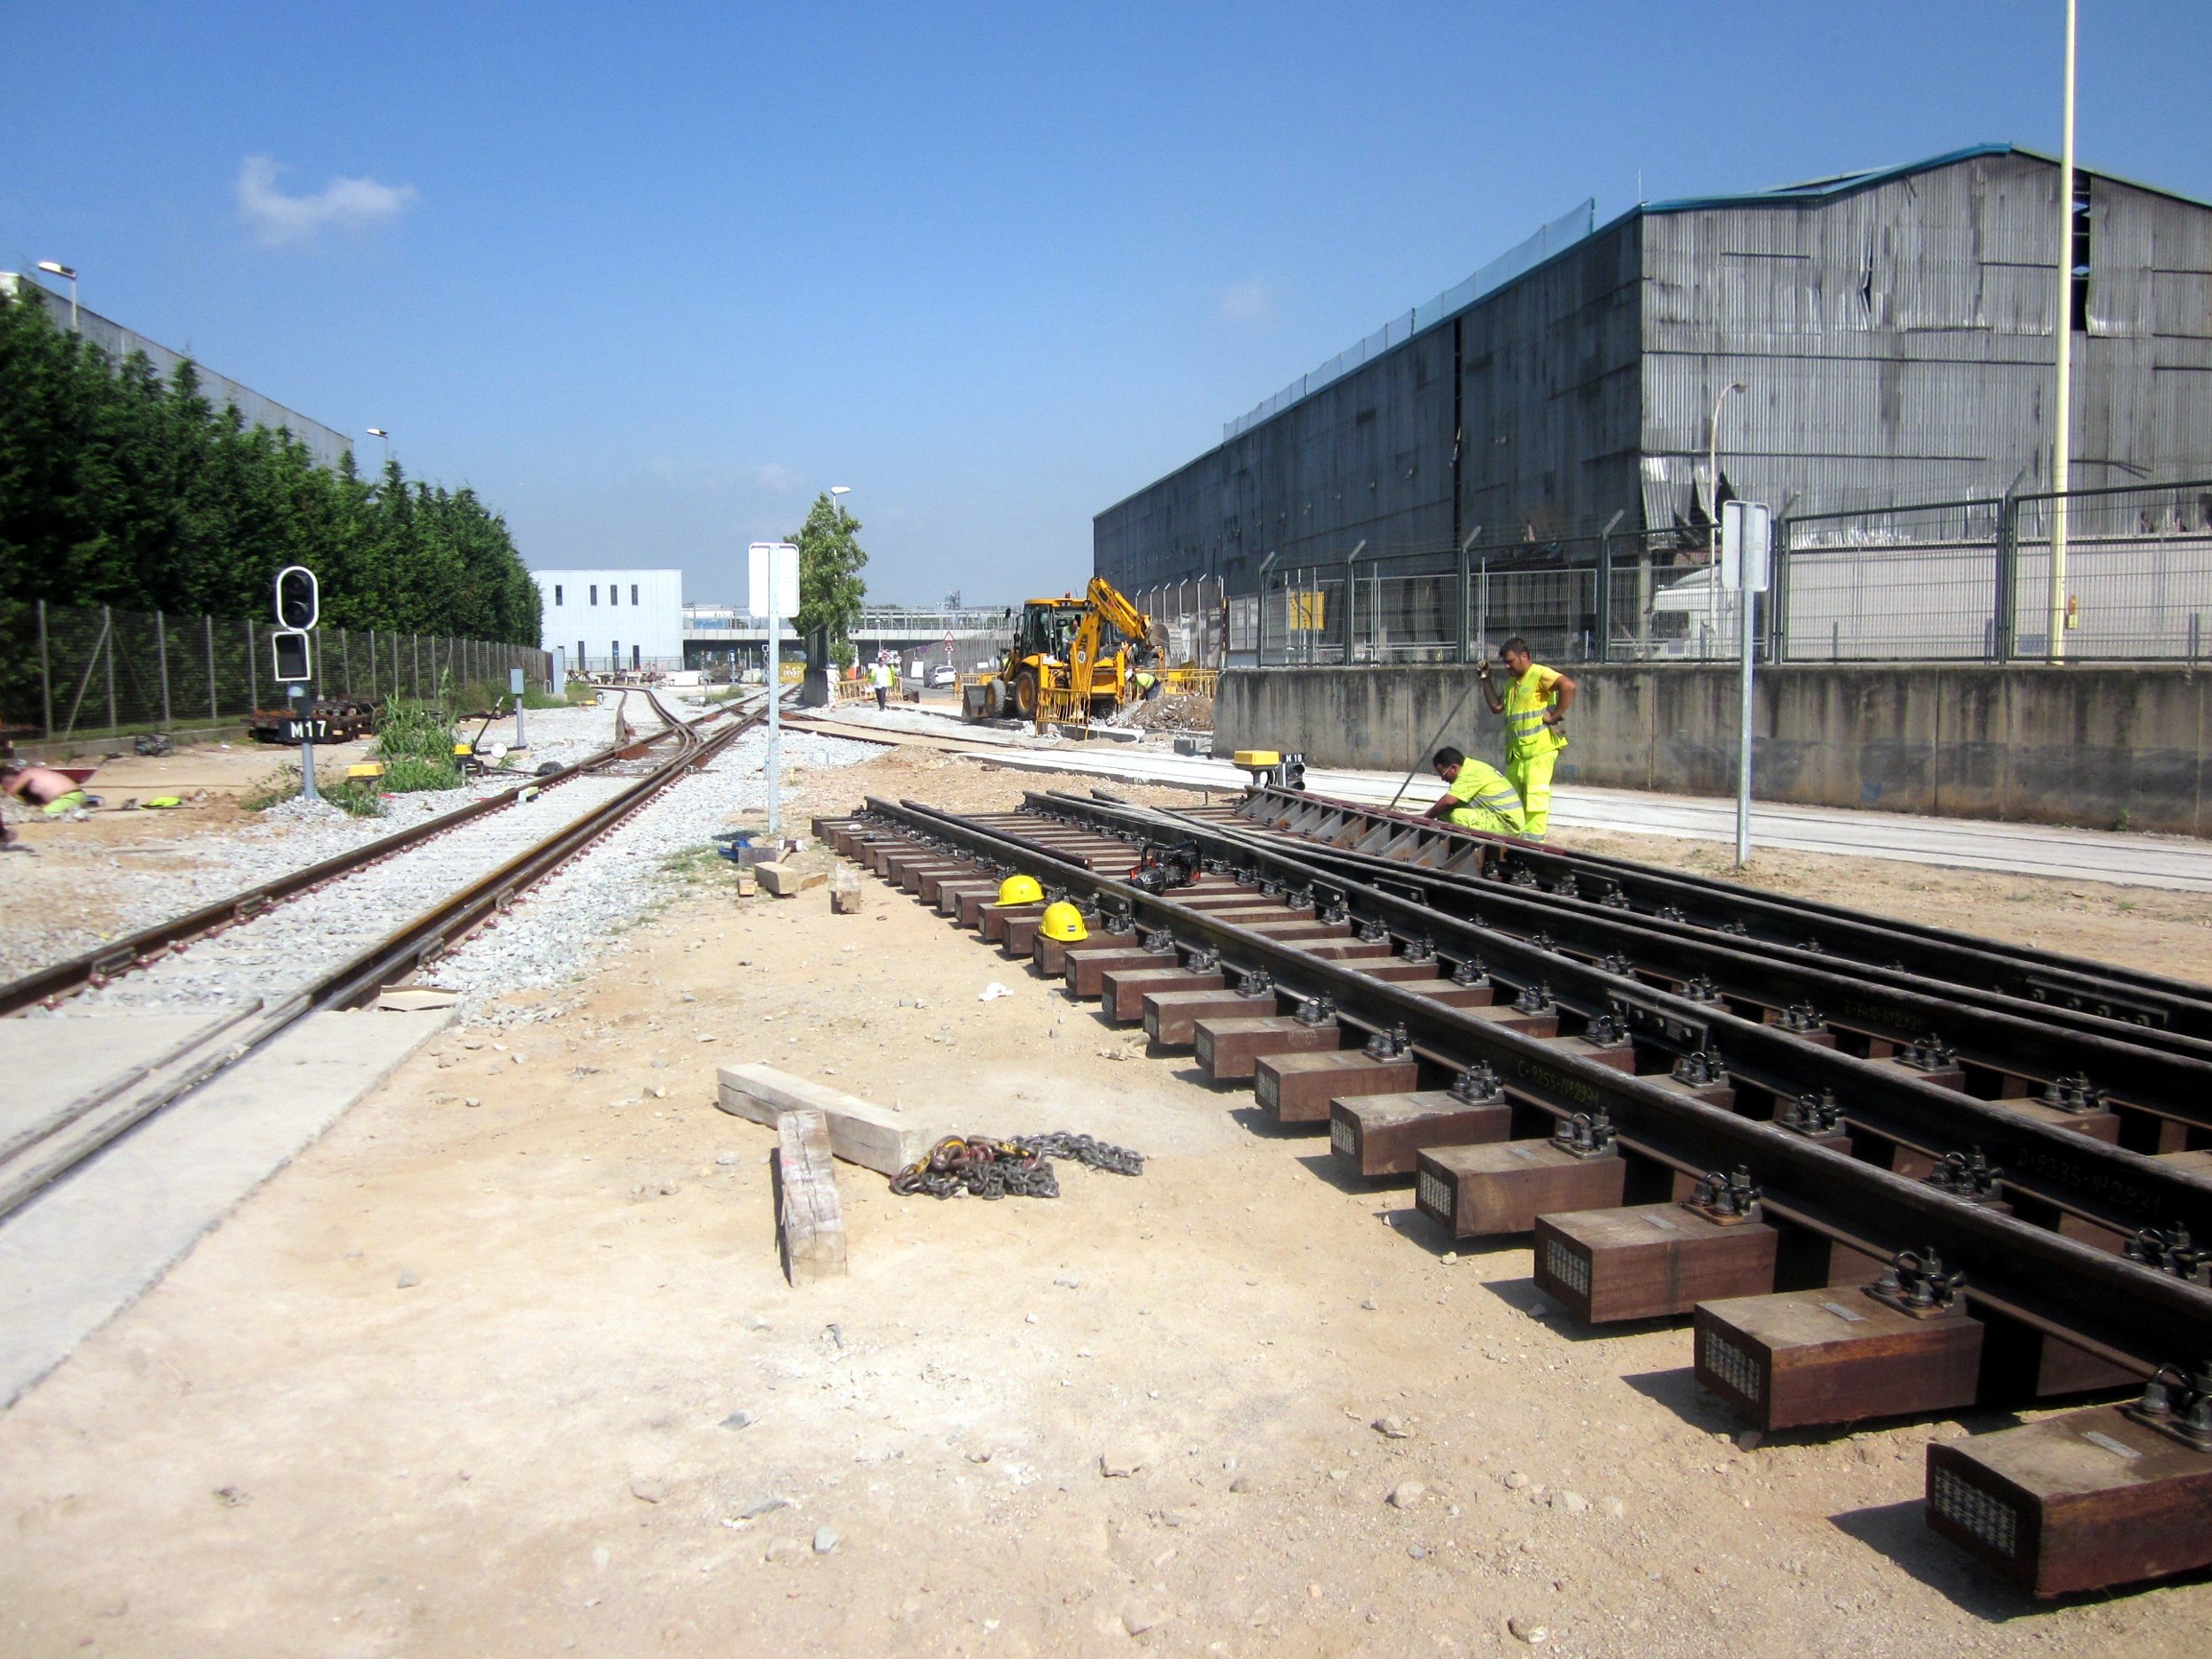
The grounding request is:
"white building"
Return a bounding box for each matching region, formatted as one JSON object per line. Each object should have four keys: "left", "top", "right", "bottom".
{"left": 533, "top": 568, "right": 685, "bottom": 672}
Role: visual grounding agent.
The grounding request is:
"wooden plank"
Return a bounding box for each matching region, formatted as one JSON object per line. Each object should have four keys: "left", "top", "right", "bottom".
{"left": 1694, "top": 1289, "right": 1984, "bottom": 1430}
{"left": 1927, "top": 1406, "right": 2212, "bottom": 1595}
{"left": 774, "top": 1108, "right": 847, "bottom": 1286}
{"left": 717, "top": 1063, "right": 929, "bottom": 1177}
{"left": 1416, "top": 1141, "right": 1626, "bottom": 1238}
{"left": 1256, "top": 1051, "right": 1419, "bottom": 1125}
{"left": 1534, "top": 1204, "right": 1778, "bottom": 1324}
{"left": 1333, "top": 1090, "right": 1512, "bottom": 1179}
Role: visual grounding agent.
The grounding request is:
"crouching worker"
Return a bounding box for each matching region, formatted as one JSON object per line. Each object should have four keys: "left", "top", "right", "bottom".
{"left": 2, "top": 761, "right": 89, "bottom": 848}
{"left": 1425, "top": 746, "right": 1525, "bottom": 835}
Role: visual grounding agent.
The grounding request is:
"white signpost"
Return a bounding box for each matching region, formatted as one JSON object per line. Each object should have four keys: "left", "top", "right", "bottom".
{"left": 749, "top": 542, "right": 801, "bottom": 833}
{"left": 1719, "top": 500, "right": 1771, "bottom": 868}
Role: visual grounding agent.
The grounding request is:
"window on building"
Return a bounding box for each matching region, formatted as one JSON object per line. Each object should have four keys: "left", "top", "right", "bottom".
{"left": 611, "top": 641, "right": 619, "bottom": 666}
{"left": 590, "top": 585, "right": 599, "bottom": 605}
{"left": 632, "top": 643, "right": 641, "bottom": 670}
{"left": 631, "top": 584, "right": 640, "bottom": 605}
{"left": 554, "top": 584, "right": 564, "bottom": 605}
{"left": 610, "top": 584, "right": 620, "bottom": 605}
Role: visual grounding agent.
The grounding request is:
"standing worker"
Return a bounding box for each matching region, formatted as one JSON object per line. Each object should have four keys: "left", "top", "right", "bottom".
{"left": 1424, "top": 747, "right": 1525, "bottom": 834}
{"left": 1478, "top": 636, "right": 1576, "bottom": 840}
{"left": 869, "top": 655, "right": 893, "bottom": 711}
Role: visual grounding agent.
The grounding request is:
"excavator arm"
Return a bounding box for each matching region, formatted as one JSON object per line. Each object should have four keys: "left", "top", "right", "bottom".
{"left": 1066, "top": 578, "right": 1165, "bottom": 719}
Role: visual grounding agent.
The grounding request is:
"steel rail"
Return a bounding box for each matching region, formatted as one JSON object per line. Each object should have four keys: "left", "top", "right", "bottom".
{"left": 1234, "top": 788, "right": 2212, "bottom": 1041}
{"left": 856, "top": 795, "right": 2212, "bottom": 1379}
{"left": 1033, "top": 789, "right": 2212, "bottom": 1130}
{"left": 932, "top": 795, "right": 2212, "bottom": 1246}
{"left": 0, "top": 704, "right": 700, "bottom": 1018}
{"left": 0, "top": 692, "right": 759, "bottom": 1220}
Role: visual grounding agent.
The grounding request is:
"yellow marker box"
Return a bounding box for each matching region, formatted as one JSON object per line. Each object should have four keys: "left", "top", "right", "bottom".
{"left": 347, "top": 762, "right": 387, "bottom": 780}
{"left": 1233, "top": 749, "right": 1281, "bottom": 769}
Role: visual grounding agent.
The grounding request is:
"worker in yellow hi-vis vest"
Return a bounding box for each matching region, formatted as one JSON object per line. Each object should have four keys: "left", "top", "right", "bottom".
{"left": 1478, "top": 635, "right": 1576, "bottom": 839}
{"left": 1423, "top": 747, "right": 1525, "bottom": 834}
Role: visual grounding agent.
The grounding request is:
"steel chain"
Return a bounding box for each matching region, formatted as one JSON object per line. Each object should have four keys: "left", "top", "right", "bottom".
{"left": 889, "top": 1130, "right": 1144, "bottom": 1200}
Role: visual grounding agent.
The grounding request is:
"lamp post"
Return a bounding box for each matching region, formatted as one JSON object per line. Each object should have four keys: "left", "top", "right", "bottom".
{"left": 829, "top": 485, "right": 852, "bottom": 524}
{"left": 1708, "top": 380, "right": 1747, "bottom": 654}
{"left": 35, "top": 262, "right": 78, "bottom": 330}
{"left": 2048, "top": 0, "right": 2078, "bottom": 663}
{"left": 365, "top": 427, "right": 391, "bottom": 468}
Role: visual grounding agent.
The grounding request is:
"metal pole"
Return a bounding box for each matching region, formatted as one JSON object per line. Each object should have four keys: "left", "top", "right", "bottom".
{"left": 206, "top": 615, "right": 218, "bottom": 724}
{"left": 157, "top": 611, "right": 171, "bottom": 728}
{"left": 36, "top": 600, "right": 52, "bottom": 738}
{"left": 2048, "top": 0, "right": 2078, "bottom": 663}
{"left": 1735, "top": 581, "right": 1755, "bottom": 868}
{"left": 104, "top": 606, "right": 116, "bottom": 734}
{"left": 293, "top": 685, "right": 319, "bottom": 805}
{"left": 244, "top": 618, "right": 257, "bottom": 717}
{"left": 766, "top": 547, "right": 782, "bottom": 835}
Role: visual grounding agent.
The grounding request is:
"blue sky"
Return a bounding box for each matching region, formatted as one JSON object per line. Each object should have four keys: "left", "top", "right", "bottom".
{"left": 9, "top": 2, "right": 2209, "bottom": 607}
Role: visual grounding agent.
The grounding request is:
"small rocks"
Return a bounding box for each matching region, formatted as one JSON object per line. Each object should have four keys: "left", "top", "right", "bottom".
{"left": 212, "top": 1486, "right": 250, "bottom": 1507}
{"left": 1099, "top": 1451, "right": 1143, "bottom": 1479}
{"left": 715, "top": 1150, "right": 740, "bottom": 1166}
{"left": 462, "top": 1097, "right": 483, "bottom": 1109}
{"left": 1054, "top": 1276, "right": 1080, "bottom": 1289}
{"left": 1503, "top": 1471, "right": 1530, "bottom": 1490}
{"left": 396, "top": 1269, "right": 420, "bottom": 1289}
{"left": 1551, "top": 1490, "right": 1588, "bottom": 1514}
{"left": 812, "top": 1526, "right": 841, "bottom": 1555}
{"left": 1408, "top": 1542, "right": 1428, "bottom": 1560}
{"left": 1736, "top": 1429, "right": 1764, "bottom": 1450}
{"left": 629, "top": 1478, "right": 665, "bottom": 1504}
{"left": 1386, "top": 1480, "right": 1426, "bottom": 1509}
{"left": 1121, "top": 1602, "right": 1161, "bottom": 1636}
{"left": 1359, "top": 1297, "right": 1379, "bottom": 1311}
{"left": 738, "top": 1496, "right": 792, "bottom": 1520}
{"left": 1508, "top": 1616, "right": 1548, "bottom": 1645}
{"left": 1228, "top": 1473, "right": 1257, "bottom": 1494}
{"left": 1601, "top": 1496, "right": 1626, "bottom": 1519}
{"left": 1372, "top": 1415, "right": 1411, "bottom": 1440}
{"left": 718, "top": 1410, "right": 755, "bottom": 1431}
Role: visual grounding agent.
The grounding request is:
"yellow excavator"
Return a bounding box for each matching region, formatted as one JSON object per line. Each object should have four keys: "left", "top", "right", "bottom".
{"left": 964, "top": 577, "right": 1167, "bottom": 731}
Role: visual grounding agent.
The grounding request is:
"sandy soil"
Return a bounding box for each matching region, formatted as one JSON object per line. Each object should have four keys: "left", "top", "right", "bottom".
{"left": 1, "top": 762, "right": 2208, "bottom": 1656}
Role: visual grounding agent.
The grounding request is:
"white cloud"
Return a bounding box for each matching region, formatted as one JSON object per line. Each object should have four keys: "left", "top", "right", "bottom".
{"left": 1220, "top": 278, "right": 1276, "bottom": 324}
{"left": 236, "top": 155, "right": 419, "bottom": 248}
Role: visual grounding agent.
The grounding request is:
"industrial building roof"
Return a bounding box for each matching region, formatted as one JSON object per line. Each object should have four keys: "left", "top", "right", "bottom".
{"left": 1641, "top": 140, "right": 2212, "bottom": 215}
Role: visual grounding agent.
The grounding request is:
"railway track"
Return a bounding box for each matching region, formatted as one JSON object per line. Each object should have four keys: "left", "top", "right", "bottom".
{"left": 0, "top": 689, "right": 761, "bottom": 1221}
{"left": 815, "top": 790, "right": 2212, "bottom": 1601}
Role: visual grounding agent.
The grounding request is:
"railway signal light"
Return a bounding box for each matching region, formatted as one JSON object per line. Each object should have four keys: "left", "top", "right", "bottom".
{"left": 274, "top": 565, "right": 319, "bottom": 631}
{"left": 272, "top": 629, "right": 312, "bottom": 683}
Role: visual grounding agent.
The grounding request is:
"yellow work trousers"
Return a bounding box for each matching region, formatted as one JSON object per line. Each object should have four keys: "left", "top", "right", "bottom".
{"left": 1506, "top": 749, "right": 1557, "bottom": 839}
{"left": 1446, "top": 803, "right": 1515, "bottom": 834}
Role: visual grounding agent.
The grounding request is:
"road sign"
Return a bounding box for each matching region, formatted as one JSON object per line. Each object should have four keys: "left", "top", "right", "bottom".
{"left": 274, "top": 565, "right": 319, "bottom": 630}
{"left": 1720, "top": 501, "right": 1771, "bottom": 594}
{"left": 272, "top": 629, "right": 312, "bottom": 683}
{"left": 748, "top": 542, "right": 800, "bottom": 620}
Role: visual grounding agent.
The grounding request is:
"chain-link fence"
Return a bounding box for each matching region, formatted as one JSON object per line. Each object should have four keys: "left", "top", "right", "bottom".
{"left": 1128, "top": 577, "right": 1227, "bottom": 670}
{"left": 1251, "top": 480, "right": 2212, "bottom": 667}
{"left": 2, "top": 601, "right": 553, "bottom": 743}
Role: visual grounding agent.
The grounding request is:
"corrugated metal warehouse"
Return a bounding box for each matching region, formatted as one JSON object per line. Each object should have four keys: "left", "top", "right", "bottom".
{"left": 1093, "top": 143, "right": 2212, "bottom": 602}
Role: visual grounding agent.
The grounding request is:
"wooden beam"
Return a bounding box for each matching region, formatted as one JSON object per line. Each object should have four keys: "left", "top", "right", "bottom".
{"left": 773, "top": 1108, "right": 846, "bottom": 1286}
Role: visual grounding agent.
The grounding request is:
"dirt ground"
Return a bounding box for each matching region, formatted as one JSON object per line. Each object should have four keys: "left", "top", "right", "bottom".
{"left": 2, "top": 750, "right": 2209, "bottom": 1657}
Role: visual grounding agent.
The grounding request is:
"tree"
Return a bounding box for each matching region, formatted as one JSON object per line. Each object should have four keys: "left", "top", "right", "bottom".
{"left": 0, "top": 281, "right": 541, "bottom": 644}
{"left": 790, "top": 491, "right": 868, "bottom": 667}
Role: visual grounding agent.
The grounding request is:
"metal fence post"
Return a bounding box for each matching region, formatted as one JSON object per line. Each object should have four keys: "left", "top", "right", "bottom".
{"left": 36, "top": 600, "right": 52, "bottom": 738}
{"left": 157, "top": 611, "right": 172, "bottom": 727}
{"left": 104, "top": 605, "right": 117, "bottom": 734}
{"left": 341, "top": 630, "right": 351, "bottom": 695}
{"left": 1994, "top": 494, "right": 2019, "bottom": 664}
{"left": 244, "top": 618, "right": 257, "bottom": 718}
{"left": 1596, "top": 536, "right": 1615, "bottom": 663}
{"left": 206, "top": 615, "right": 218, "bottom": 724}
{"left": 1770, "top": 523, "right": 1790, "bottom": 663}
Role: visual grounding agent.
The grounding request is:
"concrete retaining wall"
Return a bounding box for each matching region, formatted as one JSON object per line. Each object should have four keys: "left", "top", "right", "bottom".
{"left": 1216, "top": 664, "right": 2212, "bottom": 838}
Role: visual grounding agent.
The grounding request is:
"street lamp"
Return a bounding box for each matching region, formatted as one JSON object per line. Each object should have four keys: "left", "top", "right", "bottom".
{"left": 365, "top": 427, "right": 391, "bottom": 466}
{"left": 829, "top": 485, "right": 852, "bottom": 524}
{"left": 35, "top": 262, "right": 78, "bottom": 330}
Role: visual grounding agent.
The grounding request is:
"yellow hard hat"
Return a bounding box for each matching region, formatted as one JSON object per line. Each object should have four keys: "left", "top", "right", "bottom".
{"left": 1040, "top": 901, "right": 1089, "bottom": 943}
{"left": 997, "top": 873, "right": 1044, "bottom": 906}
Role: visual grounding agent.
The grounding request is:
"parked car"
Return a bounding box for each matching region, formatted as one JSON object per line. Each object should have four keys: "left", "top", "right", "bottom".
{"left": 928, "top": 665, "right": 957, "bottom": 687}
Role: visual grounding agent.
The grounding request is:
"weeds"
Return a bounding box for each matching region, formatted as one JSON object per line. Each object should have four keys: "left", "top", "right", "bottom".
{"left": 373, "top": 699, "right": 463, "bottom": 792}
{"left": 240, "top": 765, "right": 385, "bottom": 817}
